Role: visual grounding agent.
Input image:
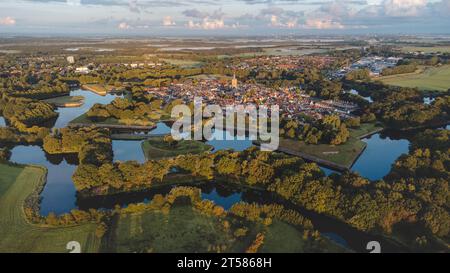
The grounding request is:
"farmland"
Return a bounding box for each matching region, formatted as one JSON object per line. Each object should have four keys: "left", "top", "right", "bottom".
{"left": 0, "top": 163, "right": 101, "bottom": 253}
{"left": 141, "top": 136, "right": 213, "bottom": 160}
{"left": 379, "top": 65, "right": 450, "bottom": 93}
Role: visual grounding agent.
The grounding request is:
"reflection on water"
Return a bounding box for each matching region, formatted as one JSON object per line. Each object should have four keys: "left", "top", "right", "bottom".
{"left": 202, "top": 189, "right": 242, "bottom": 210}
{"left": 206, "top": 129, "right": 253, "bottom": 152}
{"left": 351, "top": 133, "right": 410, "bottom": 181}
{"left": 349, "top": 89, "right": 373, "bottom": 103}
{"left": 78, "top": 182, "right": 245, "bottom": 212}
{"left": 149, "top": 122, "right": 172, "bottom": 135}
{"left": 9, "top": 145, "right": 78, "bottom": 216}
{"left": 53, "top": 89, "right": 122, "bottom": 128}
{"left": 423, "top": 97, "right": 435, "bottom": 105}
{"left": 320, "top": 167, "right": 338, "bottom": 176}
{"left": 7, "top": 89, "right": 122, "bottom": 215}
{"left": 322, "top": 233, "right": 349, "bottom": 248}
{"left": 112, "top": 140, "right": 145, "bottom": 163}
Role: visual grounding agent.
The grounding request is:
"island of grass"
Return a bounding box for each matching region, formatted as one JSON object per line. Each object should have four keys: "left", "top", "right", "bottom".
{"left": 69, "top": 95, "right": 172, "bottom": 130}
{"left": 0, "top": 163, "right": 101, "bottom": 253}
{"left": 103, "top": 203, "right": 344, "bottom": 253}
{"left": 44, "top": 95, "right": 85, "bottom": 108}
{"left": 0, "top": 163, "right": 344, "bottom": 253}
{"left": 81, "top": 84, "right": 108, "bottom": 96}
{"left": 274, "top": 123, "right": 383, "bottom": 171}
{"left": 378, "top": 65, "right": 450, "bottom": 93}
{"left": 69, "top": 113, "right": 157, "bottom": 130}
{"left": 142, "top": 136, "right": 213, "bottom": 160}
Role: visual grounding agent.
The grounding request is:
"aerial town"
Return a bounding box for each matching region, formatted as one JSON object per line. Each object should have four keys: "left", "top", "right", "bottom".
{"left": 0, "top": 0, "right": 449, "bottom": 261}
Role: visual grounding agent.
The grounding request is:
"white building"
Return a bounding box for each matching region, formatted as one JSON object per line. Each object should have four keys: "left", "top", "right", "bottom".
{"left": 75, "top": 66, "right": 90, "bottom": 74}
{"left": 67, "top": 56, "right": 75, "bottom": 64}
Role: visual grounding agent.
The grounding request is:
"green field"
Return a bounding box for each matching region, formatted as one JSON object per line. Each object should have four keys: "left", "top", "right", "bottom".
{"left": 0, "top": 163, "right": 101, "bottom": 253}
{"left": 70, "top": 113, "right": 166, "bottom": 128}
{"left": 102, "top": 204, "right": 260, "bottom": 253}
{"left": 220, "top": 47, "right": 328, "bottom": 58}
{"left": 160, "top": 58, "right": 203, "bottom": 68}
{"left": 44, "top": 95, "right": 84, "bottom": 107}
{"left": 142, "top": 137, "right": 213, "bottom": 160}
{"left": 379, "top": 65, "right": 450, "bottom": 92}
{"left": 70, "top": 113, "right": 120, "bottom": 125}
{"left": 102, "top": 203, "right": 344, "bottom": 253}
{"left": 400, "top": 46, "right": 450, "bottom": 54}
{"left": 277, "top": 124, "right": 382, "bottom": 169}
{"left": 260, "top": 220, "right": 345, "bottom": 253}
{"left": 82, "top": 84, "right": 108, "bottom": 95}
{"left": 0, "top": 163, "right": 345, "bottom": 253}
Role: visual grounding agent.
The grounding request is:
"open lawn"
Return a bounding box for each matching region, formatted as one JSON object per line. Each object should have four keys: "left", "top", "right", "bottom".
{"left": 379, "top": 65, "right": 450, "bottom": 92}
{"left": 276, "top": 124, "right": 382, "bottom": 170}
{"left": 44, "top": 95, "right": 84, "bottom": 107}
{"left": 400, "top": 46, "right": 450, "bottom": 54}
{"left": 102, "top": 204, "right": 260, "bottom": 253}
{"left": 142, "top": 137, "right": 213, "bottom": 160}
{"left": 278, "top": 137, "right": 366, "bottom": 170}
{"left": 348, "top": 123, "right": 384, "bottom": 139}
{"left": 82, "top": 84, "right": 108, "bottom": 95}
{"left": 70, "top": 113, "right": 160, "bottom": 128}
{"left": 0, "top": 163, "right": 101, "bottom": 253}
{"left": 102, "top": 203, "right": 344, "bottom": 253}
{"left": 260, "top": 220, "right": 346, "bottom": 253}
{"left": 0, "top": 164, "right": 24, "bottom": 197}
{"left": 160, "top": 58, "right": 203, "bottom": 68}
{"left": 70, "top": 113, "right": 120, "bottom": 125}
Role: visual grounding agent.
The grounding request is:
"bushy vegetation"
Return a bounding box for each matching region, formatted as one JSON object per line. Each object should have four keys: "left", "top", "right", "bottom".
{"left": 280, "top": 115, "right": 350, "bottom": 145}
{"left": 43, "top": 127, "right": 112, "bottom": 165}
{"left": 371, "top": 90, "right": 449, "bottom": 129}
{"left": 345, "top": 69, "right": 371, "bottom": 81}
{"left": 0, "top": 95, "right": 57, "bottom": 128}
{"left": 0, "top": 72, "right": 69, "bottom": 99}
{"left": 0, "top": 148, "right": 11, "bottom": 162}
{"left": 85, "top": 93, "right": 169, "bottom": 126}
{"left": 382, "top": 64, "right": 417, "bottom": 76}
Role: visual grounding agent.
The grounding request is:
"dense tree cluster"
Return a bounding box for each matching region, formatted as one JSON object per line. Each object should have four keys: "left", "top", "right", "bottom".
{"left": 86, "top": 95, "right": 168, "bottom": 126}
{"left": 345, "top": 69, "right": 371, "bottom": 81}
{"left": 0, "top": 95, "right": 58, "bottom": 129}
{"left": 230, "top": 203, "right": 313, "bottom": 230}
{"left": 280, "top": 115, "right": 350, "bottom": 145}
{"left": 0, "top": 127, "right": 49, "bottom": 144}
{"left": 0, "top": 71, "right": 69, "bottom": 99}
{"left": 43, "top": 127, "right": 112, "bottom": 165}
{"left": 72, "top": 147, "right": 302, "bottom": 195}
{"left": 367, "top": 87, "right": 449, "bottom": 129}
{"left": 73, "top": 160, "right": 172, "bottom": 193}
{"left": 0, "top": 148, "right": 11, "bottom": 161}
{"left": 381, "top": 64, "right": 417, "bottom": 76}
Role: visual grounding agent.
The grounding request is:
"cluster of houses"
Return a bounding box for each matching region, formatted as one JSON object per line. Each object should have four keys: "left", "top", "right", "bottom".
{"left": 227, "top": 55, "right": 337, "bottom": 71}
{"left": 146, "top": 77, "right": 358, "bottom": 121}
{"left": 334, "top": 56, "right": 402, "bottom": 78}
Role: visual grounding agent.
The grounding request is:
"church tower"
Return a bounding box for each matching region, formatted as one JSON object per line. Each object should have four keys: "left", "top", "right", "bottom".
{"left": 231, "top": 74, "right": 238, "bottom": 89}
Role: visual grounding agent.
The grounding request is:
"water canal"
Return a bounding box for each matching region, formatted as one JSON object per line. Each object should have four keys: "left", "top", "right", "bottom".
{"left": 2, "top": 88, "right": 445, "bottom": 252}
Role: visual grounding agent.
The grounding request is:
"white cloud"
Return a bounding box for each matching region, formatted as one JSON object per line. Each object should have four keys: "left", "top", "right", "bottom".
{"left": 118, "top": 22, "right": 131, "bottom": 30}
{"left": 187, "top": 18, "right": 226, "bottom": 30}
{"left": 383, "top": 0, "right": 427, "bottom": 16}
{"left": 66, "top": 0, "right": 81, "bottom": 6}
{"left": 163, "top": 16, "right": 176, "bottom": 26}
{"left": 304, "top": 18, "right": 345, "bottom": 29}
{"left": 0, "top": 17, "right": 16, "bottom": 26}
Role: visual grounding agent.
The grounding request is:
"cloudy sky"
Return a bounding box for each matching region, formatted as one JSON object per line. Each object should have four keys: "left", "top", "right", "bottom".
{"left": 0, "top": 0, "right": 449, "bottom": 35}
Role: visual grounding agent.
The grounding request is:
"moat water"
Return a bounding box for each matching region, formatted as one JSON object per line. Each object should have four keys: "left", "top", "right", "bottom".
{"left": 3, "top": 88, "right": 443, "bottom": 252}
{"left": 4, "top": 89, "right": 418, "bottom": 214}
